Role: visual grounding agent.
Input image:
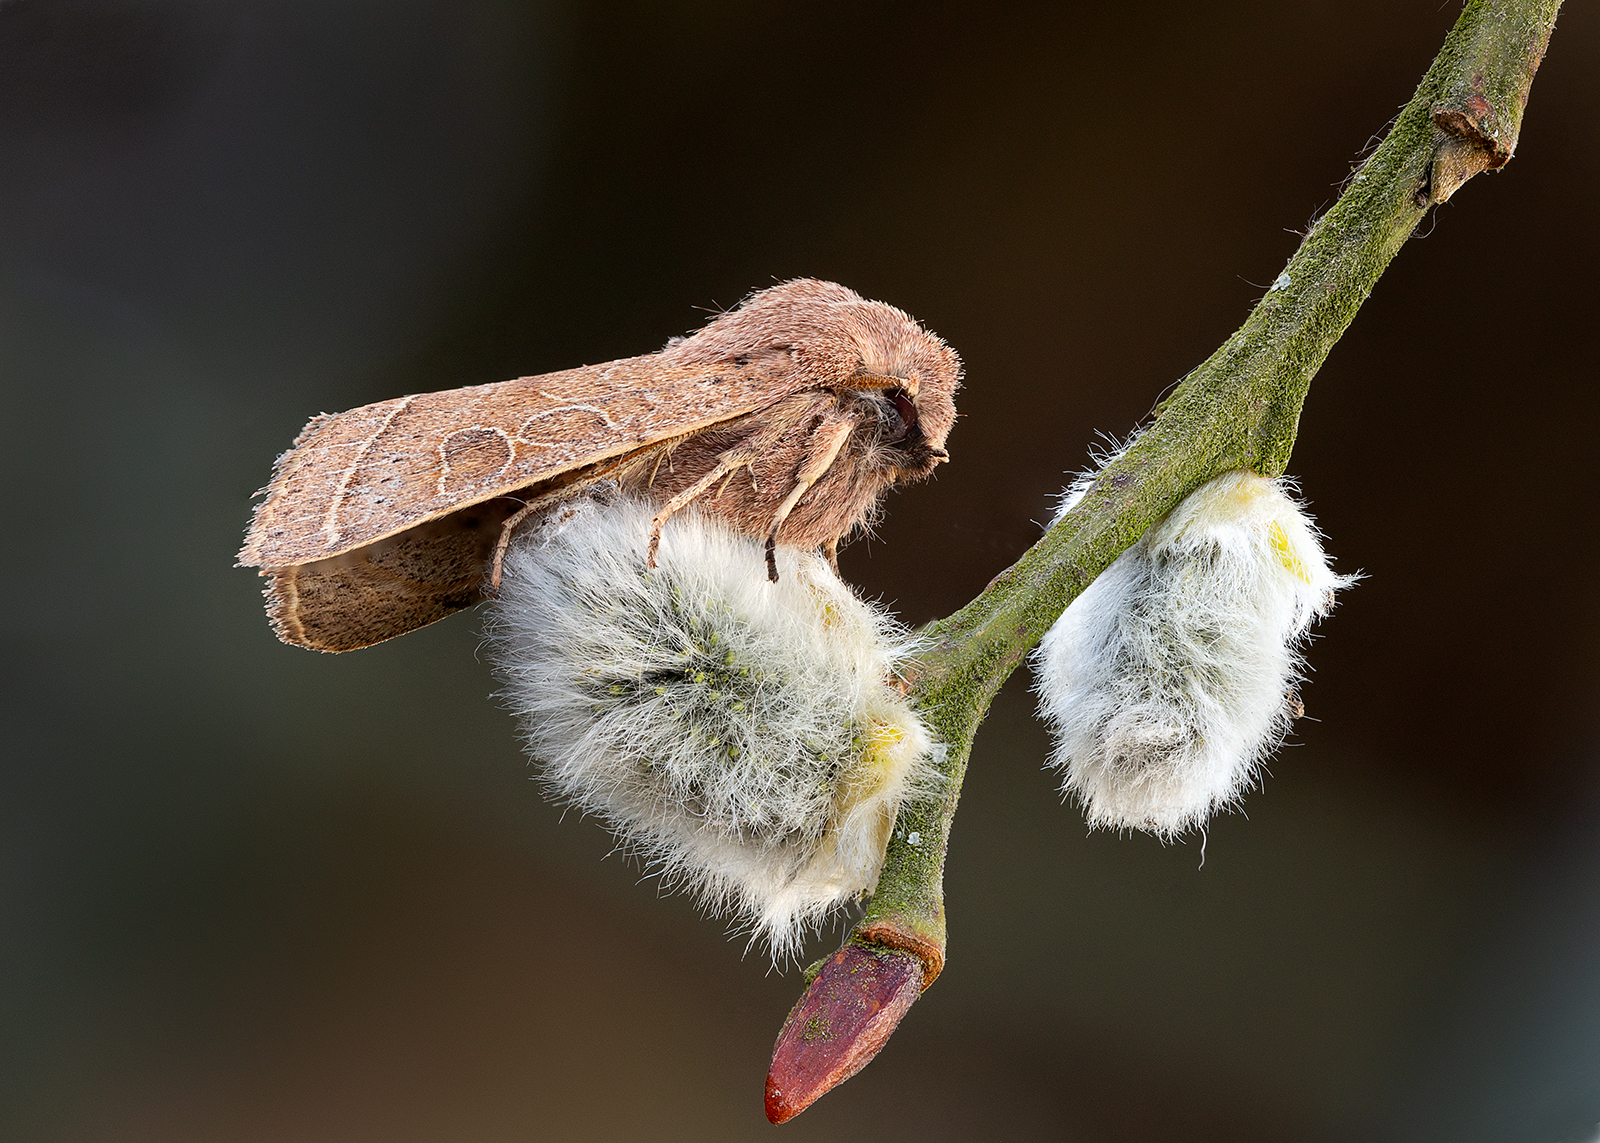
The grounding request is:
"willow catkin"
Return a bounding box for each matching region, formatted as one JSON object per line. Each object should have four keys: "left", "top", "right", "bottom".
{"left": 488, "top": 494, "right": 937, "bottom": 957}
{"left": 1034, "top": 471, "right": 1355, "bottom": 838}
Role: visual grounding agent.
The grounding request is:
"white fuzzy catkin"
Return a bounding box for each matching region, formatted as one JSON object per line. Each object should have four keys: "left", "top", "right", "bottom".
{"left": 1034, "top": 471, "right": 1355, "bottom": 838}
{"left": 488, "top": 494, "right": 936, "bottom": 957}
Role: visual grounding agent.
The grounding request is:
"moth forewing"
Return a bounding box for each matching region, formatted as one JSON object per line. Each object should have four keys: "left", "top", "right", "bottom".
{"left": 240, "top": 278, "right": 962, "bottom": 652}
{"left": 238, "top": 356, "right": 813, "bottom": 569}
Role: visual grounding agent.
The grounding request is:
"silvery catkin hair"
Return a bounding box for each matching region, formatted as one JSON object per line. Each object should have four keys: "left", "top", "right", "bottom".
{"left": 488, "top": 494, "right": 936, "bottom": 957}
{"left": 1033, "top": 471, "right": 1355, "bottom": 838}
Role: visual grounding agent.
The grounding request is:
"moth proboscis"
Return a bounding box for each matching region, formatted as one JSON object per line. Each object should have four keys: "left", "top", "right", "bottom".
{"left": 238, "top": 279, "right": 962, "bottom": 653}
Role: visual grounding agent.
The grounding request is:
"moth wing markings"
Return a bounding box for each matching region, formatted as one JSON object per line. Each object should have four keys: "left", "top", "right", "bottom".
{"left": 520, "top": 393, "right": 622, "bottom": 433}
{"left": 436, "top": 424, "right": 518, "bottom": 497}
{"left": 242, "top": 360, "right": 812, "bottom": 568}
{"left": 322, "top": 394, "right": 417, "bottom": 543}
{"left": 239, "top": 396, "right": 417, "bottom": 566}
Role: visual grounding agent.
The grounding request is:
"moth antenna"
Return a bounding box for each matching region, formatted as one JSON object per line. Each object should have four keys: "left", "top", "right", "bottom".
{"left": 763, "top": 417, "right": 855, "bottom": 583}
{"left": 844, "top": 371, "right": 918, "bottom": 398}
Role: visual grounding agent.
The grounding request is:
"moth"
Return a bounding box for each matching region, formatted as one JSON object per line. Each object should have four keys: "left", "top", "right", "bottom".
{"left": 239, "top": 278, "right": 961, "bottom": 652}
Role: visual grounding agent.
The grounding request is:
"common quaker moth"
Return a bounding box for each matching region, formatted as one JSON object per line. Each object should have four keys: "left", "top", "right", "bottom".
{"left": 239, "top": 279, "right": 961, "bottom": 652}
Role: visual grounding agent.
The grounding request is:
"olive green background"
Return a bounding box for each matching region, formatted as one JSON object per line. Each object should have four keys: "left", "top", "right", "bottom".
{"left": 2, "top": 2, "right": 1597, "bottom": 1139}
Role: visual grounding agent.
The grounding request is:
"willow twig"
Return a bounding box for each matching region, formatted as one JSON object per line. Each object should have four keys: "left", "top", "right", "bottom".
{"left": 765, "top": 0, "right": 1562, "bottom": 1123}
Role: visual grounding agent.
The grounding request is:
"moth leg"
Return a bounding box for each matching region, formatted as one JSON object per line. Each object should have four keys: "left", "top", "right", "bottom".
{"left": 488, "top": 499, "right": 548, "bottom": 591}
{"left": 488, "top": 458, "right": 634, "bottom": 589}
{"left": 823, "top": 537, "right": 840, "bottom": 575}
{"left": 764, "top": 417, "right": 856, "bottom": 583}
{"left": 647, "top": 447, "right": 759, "bottom": 567}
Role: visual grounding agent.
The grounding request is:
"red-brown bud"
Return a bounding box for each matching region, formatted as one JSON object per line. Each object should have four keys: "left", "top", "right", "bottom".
{"left": 764, "top": 943, "right": 923, "bottom": 1124}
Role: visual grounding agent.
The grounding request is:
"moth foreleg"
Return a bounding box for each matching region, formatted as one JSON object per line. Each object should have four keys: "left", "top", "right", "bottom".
{"left": 823, "top": 538, "right": 840, "bottom": 575}
{"left": 764, "top": 417, "right": 856, "bottom": 583}
{"left": 646, "top": 448, "right": 668, "bottom": 489}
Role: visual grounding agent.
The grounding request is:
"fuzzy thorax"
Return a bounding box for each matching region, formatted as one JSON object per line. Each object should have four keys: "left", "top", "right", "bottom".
{"left": 1034, "top": 471, "right": 1355, "bottom": 838}
{"left": 488, "top": 495, "right": 937, "bottom": 957}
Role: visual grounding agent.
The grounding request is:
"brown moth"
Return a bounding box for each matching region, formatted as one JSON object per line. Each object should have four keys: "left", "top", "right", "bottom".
{"left": 239, "top": 278, "right": 961, "bottom": 653}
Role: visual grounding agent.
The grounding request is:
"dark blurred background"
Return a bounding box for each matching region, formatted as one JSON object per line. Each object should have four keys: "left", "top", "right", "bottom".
{"left": 2, "top": 1, "right": 1596, "bottom": 1139}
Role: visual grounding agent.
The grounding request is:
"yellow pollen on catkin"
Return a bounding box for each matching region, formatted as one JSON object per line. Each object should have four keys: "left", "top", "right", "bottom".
{"left": 820, "top": 717, "right": 915, "bottom": 888}
{"left": 804, "top": 581, "right": 844, "bottom": 628}
{"left": 1268, "top": 520, "right": 1312, "bottom": 585}
{"left": 833, "top": 718, "right": 906, "bottom": 810}
{"left": 1226, "top": 478, "right": 1268, "bottom": 510}
{"left": 869, "top": 720, "right": 906, "bottom": 749}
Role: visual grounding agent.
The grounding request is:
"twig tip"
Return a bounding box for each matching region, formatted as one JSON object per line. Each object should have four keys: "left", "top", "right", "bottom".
{"left": 764, "top": 943, "right": 923, "bottom": 1123}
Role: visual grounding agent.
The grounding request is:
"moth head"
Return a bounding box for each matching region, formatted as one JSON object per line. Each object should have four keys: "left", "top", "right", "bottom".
{"left": 844, "top": 373, "right": 956, "bottom": 481}
{"left": 670, "top": 278, "right": 962, "bottom": 478}
{"left": 845, "top": 317, "right": 961, "bottom": 482}
{"left": 766, "top": 280, "right": 961, "bottom": 482}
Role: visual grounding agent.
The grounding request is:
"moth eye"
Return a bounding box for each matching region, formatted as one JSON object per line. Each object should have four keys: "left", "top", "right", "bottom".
{"left": 885, "top": 388, "right": 919, "bottom": 446}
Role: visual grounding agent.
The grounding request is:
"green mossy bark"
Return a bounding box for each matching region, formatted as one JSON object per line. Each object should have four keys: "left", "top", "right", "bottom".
{"left": 853, "top": 0, "right": 1561, "bottom": 969}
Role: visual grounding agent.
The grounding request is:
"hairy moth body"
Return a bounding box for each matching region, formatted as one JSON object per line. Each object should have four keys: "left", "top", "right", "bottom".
{"left": 239, "top": 279, "right": 960, "bottom": 652}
